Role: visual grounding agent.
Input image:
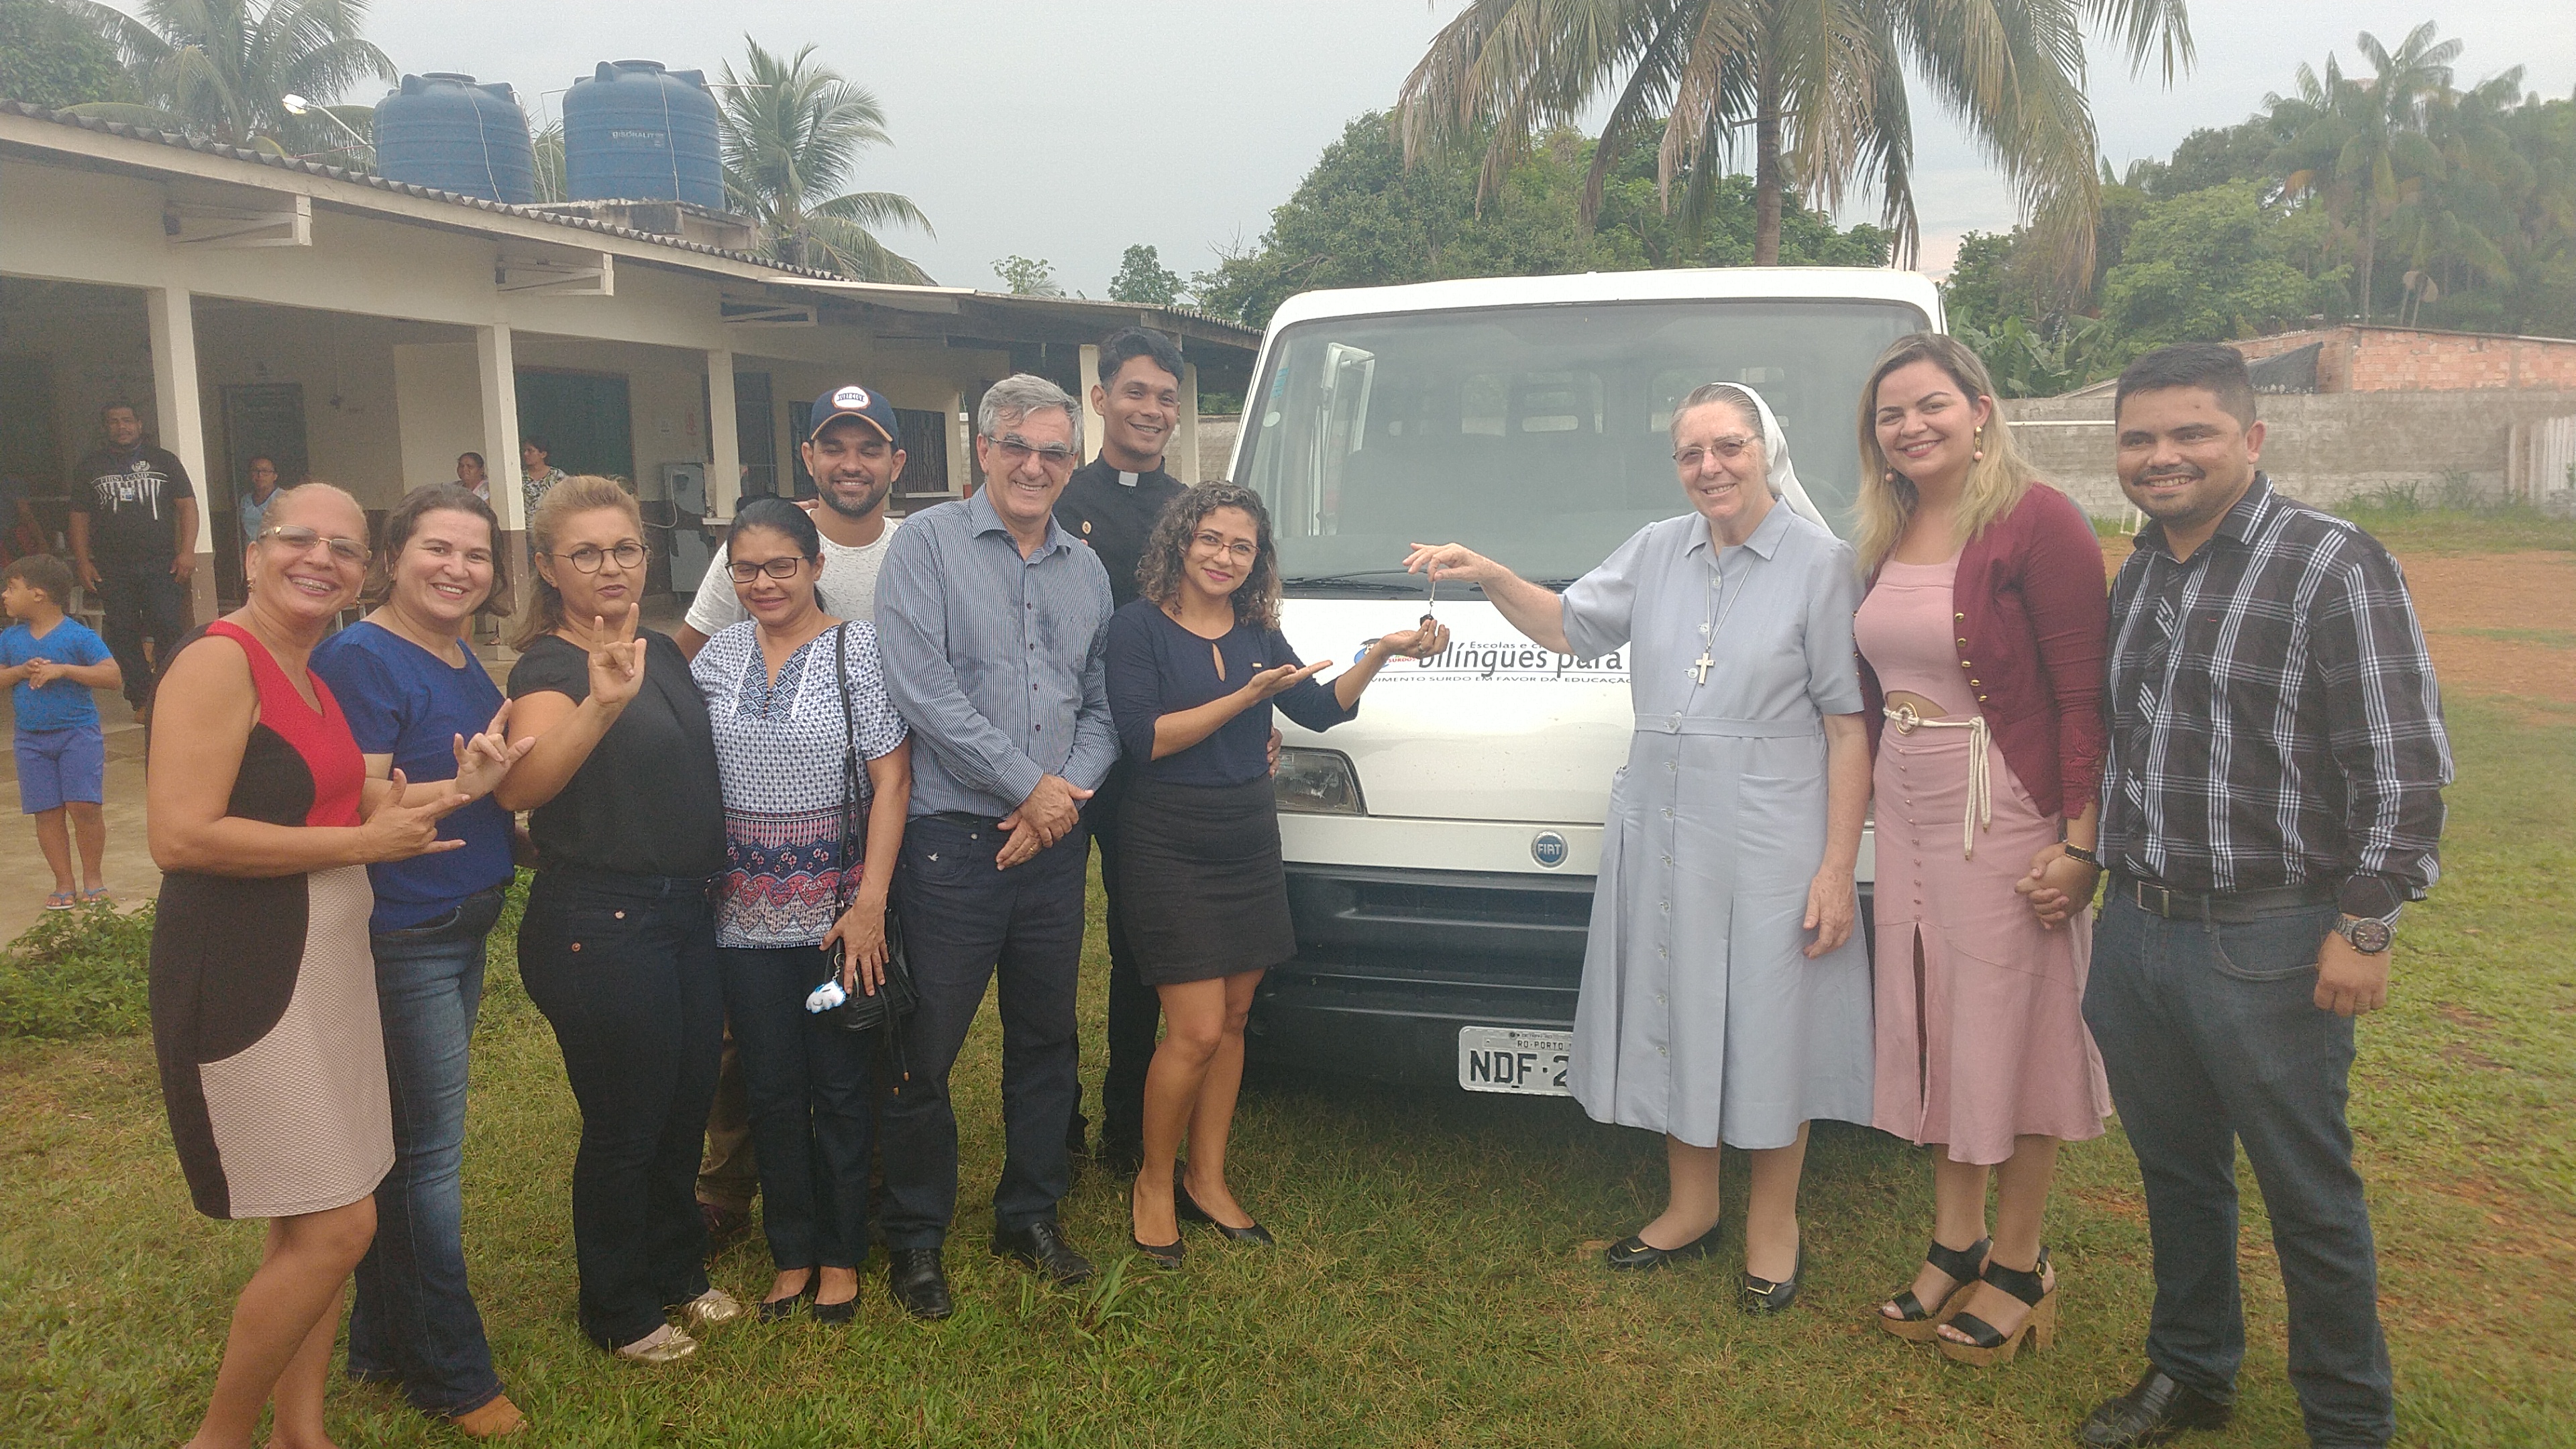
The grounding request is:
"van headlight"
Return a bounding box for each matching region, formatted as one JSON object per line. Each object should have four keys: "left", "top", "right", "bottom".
{"left": 1274, "top": 748, "right": 1366, "bottom": 816}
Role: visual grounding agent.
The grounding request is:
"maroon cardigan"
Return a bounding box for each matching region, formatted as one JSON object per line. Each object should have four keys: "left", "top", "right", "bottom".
{"left": 1858, "top": 482, "right": 2109, "bottom": 818}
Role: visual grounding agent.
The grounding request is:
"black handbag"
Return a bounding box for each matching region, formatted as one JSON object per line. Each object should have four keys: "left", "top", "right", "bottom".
{"left": 828, "top": 625, "right": 916, "bottom": 1082}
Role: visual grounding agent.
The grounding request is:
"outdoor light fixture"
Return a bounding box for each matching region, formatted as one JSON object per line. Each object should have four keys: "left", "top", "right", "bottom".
{"left": 280, "top": 93, "right": 372, "bottom": 155}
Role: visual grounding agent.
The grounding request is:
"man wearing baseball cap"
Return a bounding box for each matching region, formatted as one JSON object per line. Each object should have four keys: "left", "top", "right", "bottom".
{"left": 676, "top": 383, "right": 909, "bottom": 1246}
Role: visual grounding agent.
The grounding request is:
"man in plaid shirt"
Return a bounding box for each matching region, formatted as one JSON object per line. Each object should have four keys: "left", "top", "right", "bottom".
{"left": 2048, "top": 345, "right": 2449, "bottom": 1449}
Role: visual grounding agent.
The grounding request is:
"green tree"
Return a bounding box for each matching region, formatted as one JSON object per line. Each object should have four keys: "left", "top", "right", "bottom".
{"left": 716, "top": 38, "right": 933, "bottom": 284}
{"left": 1394, "top": 0, "right": 2194, "bottom": 295}
{"left": 2098, "top": 182, "right": 2338, "bottom": 351}
{"left": 60, "top": 0, "right": 389, "bottom": 156}
{"left": 2271, "top": 23, "right": 2460, "bottom": 321}
{"left": 0, "top": 0, "right": 126, "bottom": 108}
{"left": 1108, "top": 244, "right": 1183, "bottom": 305}
{"left": 992, "top": 256, "right": 1062, "bottom": 297}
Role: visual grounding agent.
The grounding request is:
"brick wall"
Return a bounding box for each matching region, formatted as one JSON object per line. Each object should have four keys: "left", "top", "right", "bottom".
{"left": 2222, "top": 326, "right": 2576, "bottom": 392}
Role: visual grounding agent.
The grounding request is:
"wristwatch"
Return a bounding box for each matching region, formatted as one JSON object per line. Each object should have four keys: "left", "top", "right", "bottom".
{"left": 2334, "top": 914, "right": 2394, "bottom": 955}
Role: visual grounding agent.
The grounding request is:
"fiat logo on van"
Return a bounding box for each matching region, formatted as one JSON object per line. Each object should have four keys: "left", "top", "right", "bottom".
{"left": 1531, "top": 831, "right": 1568, "bottom": 868}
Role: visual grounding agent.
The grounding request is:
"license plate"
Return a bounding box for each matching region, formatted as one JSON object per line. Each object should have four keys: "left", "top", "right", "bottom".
{"left": 1458, "top": 1026, "right": 1572, "bottom": 1097}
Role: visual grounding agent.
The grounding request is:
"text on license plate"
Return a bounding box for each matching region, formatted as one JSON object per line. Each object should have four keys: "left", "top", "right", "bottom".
{"left": 1458, "top": 1026, "right": 1572, "bottom": 1097}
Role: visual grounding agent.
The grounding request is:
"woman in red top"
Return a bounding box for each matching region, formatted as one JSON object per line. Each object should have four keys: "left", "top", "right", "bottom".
{"left": 1851, "top": 335, "right": 2113, "bottom": 1366}
{"left": 148, "top": 484, "right": 506, "bottom": 1449}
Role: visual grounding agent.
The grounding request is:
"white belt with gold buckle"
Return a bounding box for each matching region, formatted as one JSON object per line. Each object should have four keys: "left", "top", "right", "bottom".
{"left": 1884, "top": 702, "right": 1992, "bottom": 859}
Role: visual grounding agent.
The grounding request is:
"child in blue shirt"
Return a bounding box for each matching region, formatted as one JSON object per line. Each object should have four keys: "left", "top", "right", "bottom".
{"left": 2, "top": 554, "right": 121, "bottom": 908}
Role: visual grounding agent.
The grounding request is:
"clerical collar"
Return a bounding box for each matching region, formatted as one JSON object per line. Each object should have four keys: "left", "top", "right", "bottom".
{"left": 1118, "top": 472, "right": 1139, "bottom": 488}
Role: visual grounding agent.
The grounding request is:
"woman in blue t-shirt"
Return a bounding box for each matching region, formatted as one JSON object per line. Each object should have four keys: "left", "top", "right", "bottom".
{"left": 688, "top": 496, "right": 910, "bottom": 1324}
{"left": 310, "top": 482, "right": 532, "bottom": 1438}
{"left": 1109, "top": 482, "right": 1446, "bottom": 1267}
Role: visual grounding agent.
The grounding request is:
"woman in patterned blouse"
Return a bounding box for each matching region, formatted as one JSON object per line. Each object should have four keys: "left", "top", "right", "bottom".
{"left": 689, "top": 496, "right": 912, "bottom": 1324}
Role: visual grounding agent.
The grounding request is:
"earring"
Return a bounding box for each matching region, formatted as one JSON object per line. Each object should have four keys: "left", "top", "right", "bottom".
{"left": 1882, "top": 469, "right": 1896, "bottom": 484}
{"left": 1972, "top": 426, "right": 1984, "bottom": 462}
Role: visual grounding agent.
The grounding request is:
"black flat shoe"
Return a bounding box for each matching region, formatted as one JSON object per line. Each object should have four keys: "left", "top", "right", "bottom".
{"left": 993, "top": 1220, "right": 1095, "bottom": 1285}
{"left": 885, "top": 1246, "right": 953, "bottom": 1322}
{"left": 1741, "top": 1243, "right": 1805, "bottom": 1313}
{"left": 1604, "top": 1220, "right": 1723, "bottom": 1271}
{"left": 1129, "top": 1183, "right": 1185, "bottom": 1270}
{"left": 1174, "top": 1163, "right": 1276, "bottom": 1245}
{"left": 757, "top": 1281, "right": 812, "bottom": 1322}
{"left": 811, "top": 1291, "right": 858, "bottom": 1325}
{"left": 2078, "top": 1367, "right": 2233, "bottom": 1447}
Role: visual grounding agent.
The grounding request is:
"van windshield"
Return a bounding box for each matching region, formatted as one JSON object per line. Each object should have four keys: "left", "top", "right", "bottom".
{"left": 1237, "top": 297, "right": 1929, "bottom": 588}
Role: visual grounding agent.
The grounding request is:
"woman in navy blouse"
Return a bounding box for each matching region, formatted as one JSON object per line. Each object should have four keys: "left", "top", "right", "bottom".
{"left": 1108, "top": 482, "right": 1446, "bottom": 1267}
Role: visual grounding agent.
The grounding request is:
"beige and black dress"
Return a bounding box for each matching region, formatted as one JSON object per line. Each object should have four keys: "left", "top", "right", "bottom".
{"left": 150, "top": 619, "right": 392, "bottom": 1219}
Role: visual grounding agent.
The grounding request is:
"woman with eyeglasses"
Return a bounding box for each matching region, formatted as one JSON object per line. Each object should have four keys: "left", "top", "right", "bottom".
{"left": 1112, "top": 482, "right": 1446, "bottom": 1267}
{"left": 308, "top": 483, "right": 532, "bottom": 1437}
{"left": 686, "top": 496, "right": 910, "bottom": 1322}
{"left": 1405, "top": 384, "right": 1873, "bottom": 1313}
{"left": 496, "top": 476, "right": 738, "bottom": 1362}
{"left": 146, "top": 484, "right": 496, "bottom": 1449}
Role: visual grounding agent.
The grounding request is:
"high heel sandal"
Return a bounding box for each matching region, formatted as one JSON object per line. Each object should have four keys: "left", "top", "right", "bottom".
{"left": 1938, "top": 1246, "right": 2056, "bottom": 1366}
{"left": 1878, "top": 1235, "right": 1991, "bottom": 1341}
{"left": 1175, "top": 1162, "right": 1276, "bottom": 1245}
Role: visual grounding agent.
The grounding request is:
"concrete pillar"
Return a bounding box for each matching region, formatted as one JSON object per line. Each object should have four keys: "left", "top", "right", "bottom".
{"left": 475, "top": 323, "right": 529, "bottom": 614}
{"left": 145, "top": 286, "right": 216, "bottom": 619}
{"left": 1174, "top": 361, "right": 1201, "bottom": 484}
{"left": 705, "top": 350, "right": 740, "bottom": 522}
{"left": 947, "top": 389, "right": 971, "bottom": 498}
{"left": 1078, "top": 342, "right": 1102, "bottom": 463}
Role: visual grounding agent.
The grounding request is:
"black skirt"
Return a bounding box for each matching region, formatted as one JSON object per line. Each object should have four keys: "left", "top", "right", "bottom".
{"left": 1114, "top": 775, "right": 1296, "bottom": 985}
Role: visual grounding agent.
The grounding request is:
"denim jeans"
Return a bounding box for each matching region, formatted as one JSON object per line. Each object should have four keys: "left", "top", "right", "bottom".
{"left": 2085, "top": 892, "right": 2394, "bottom": 1448}
{"left": 518, "top": 869, "right": 723, "bottom": 1348}
{"left": 720, "top": 945, "right": 877, "bottom": 1270}
{"left": 347, "top": 887, "right": 508, "bottom": 1415}
{"left": 880, "top": 815, "right": 1087, "bottom": 1249}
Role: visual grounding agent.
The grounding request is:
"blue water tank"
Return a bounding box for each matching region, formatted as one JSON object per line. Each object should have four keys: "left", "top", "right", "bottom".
{"left": 562, "top": 60, "right": 724, "bottom": 209}
{"left": 372, "top": 72, "right": 536, "bottom": 203}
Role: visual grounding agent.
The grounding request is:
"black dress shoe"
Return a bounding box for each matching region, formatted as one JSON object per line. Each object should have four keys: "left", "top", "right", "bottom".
{"left": 885, "top": 1246, "right": 953, "bottom": 1321}
{"left": 1605, "top": 1220, "right": 1724, "bottom": 1271}
{"left": 2078, "top": 1367, "right": 2234, "bottom": 1447}
{"left": 757, "top": 1282, "right": 810, "bottom": 1322}
{"left": 1174, "top": 1163, "right": 1277, "bottom": 1245}
{"left": 1741, "top": 1244, "right": 1805, "bottom": 1313}
{"left": 1096, "top": 1135, "right": 1144, "bottom": 1178}
{"left": 994, "top": 1220, "right": 1095, "bottom": 1285}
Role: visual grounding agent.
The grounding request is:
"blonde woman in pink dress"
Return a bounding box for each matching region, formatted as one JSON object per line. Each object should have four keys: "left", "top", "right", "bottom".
{"left": 1851, "top": 334, "right": 2113, "bottom": 1366}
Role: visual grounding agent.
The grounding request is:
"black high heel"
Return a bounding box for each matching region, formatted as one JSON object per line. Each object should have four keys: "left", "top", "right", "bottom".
{"left": 1604, "top": 1219, "right": 1723, "bottom": 1271}
{"left": 1878, "top": 1236, "right": 1991, "bottom": 1341}
{"left": 1128, "top": 1182, "right": 1185, "bottom": 1270}
{"left": 1741, "top": 1243, "right": 1805, "bottom": 1313}
{"left": 1939, "top": 1247, "right": 2056, "bottom": 1365}
{"left": 1175, "top": 1163, "right": 1276, "bottom": 1245}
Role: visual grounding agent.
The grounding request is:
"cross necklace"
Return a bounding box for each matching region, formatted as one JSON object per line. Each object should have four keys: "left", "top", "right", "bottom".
{"left": 1690, "top": 549, "right": 1746, "bottom": 686}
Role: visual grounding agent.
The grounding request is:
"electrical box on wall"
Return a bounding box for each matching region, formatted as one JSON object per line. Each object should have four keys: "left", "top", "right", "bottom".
{"left": 662, "top": 462, "right": 707, "bottom": 515}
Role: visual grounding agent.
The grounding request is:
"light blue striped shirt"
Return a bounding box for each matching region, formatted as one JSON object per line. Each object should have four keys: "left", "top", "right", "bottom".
{"left": 874, "top": 490, "right": 1117, "bottom": 818}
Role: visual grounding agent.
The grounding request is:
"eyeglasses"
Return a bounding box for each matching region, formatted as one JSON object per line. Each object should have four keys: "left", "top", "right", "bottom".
{"left": 1672, "top": 436, "right": 1760, "bottom": 470}
{"left": 257, "top": 525, "right": 370, "bottom": 564}
{"left": 549, "top": 541, "right": 646, "bottom": 573}
{"left": 984, "top": 432, "right": 1079, "bottom": 470}
{"left": 725, "top": 555, "right": 808, "bottom": 584}
{"left": 1190, "top": 531, "right": 1258, "bottom": 564}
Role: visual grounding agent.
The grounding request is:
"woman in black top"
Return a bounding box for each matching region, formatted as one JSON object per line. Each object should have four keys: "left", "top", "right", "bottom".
{"left": 1109, "top": 482, "right": 1446, "bottom": 1266}
{"left": 496, "top": 476, "right": 737, "bottom": 1361}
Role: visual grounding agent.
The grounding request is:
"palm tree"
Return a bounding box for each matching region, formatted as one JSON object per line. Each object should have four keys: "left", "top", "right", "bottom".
{"left": 58, "top": 0, "right": 390, "bottom": 158}
{"left": 2271, "top": 23, "right": 2460, "bottom": 321}
{"left": 1395, "top": 0, "right": 2195, "bottom": 297}
{"left": 716, "top": 38, "right": 934, "bottom": 285}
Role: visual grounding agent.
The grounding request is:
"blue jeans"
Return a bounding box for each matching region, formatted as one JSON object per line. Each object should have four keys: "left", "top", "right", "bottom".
{"left": 720, "top": 944, "right": 877, "bottom": 1271}
{"left": 346, "top": 887, "right": 508, "bottom": 1415}
{"left": 518, "top": 869, "right": 722, "bottom": 1349}
{"left": 880, "top": 816, "right": 1087, "bottom": 1248}
{"left": 2085, "top": 892, "right": 2394, "bottom": 1448}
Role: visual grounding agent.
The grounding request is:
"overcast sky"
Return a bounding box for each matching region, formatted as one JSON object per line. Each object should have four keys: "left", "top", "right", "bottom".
{"left": 107, "top": 1, "right": 2576, "bottom": 289}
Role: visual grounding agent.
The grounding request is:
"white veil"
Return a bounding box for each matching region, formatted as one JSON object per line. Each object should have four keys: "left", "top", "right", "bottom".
{"left": 1702, "top": 382, "right": 1826, "bottom": 530}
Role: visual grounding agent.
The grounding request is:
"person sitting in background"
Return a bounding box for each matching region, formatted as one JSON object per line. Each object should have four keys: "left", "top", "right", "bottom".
{"left": 311, "top": 484, "right": 532, "bottom": 1438}
{"left": 237, "top": 456, "right": 282, "bottom": 545}
{"left": 457, "top": 453, "right": 490, "bottom": 502}
{"left": 1111, "top": 482, "right": 1443, "bottom": 1267}
{"left": 496, "top": 477, "right": 739, "bottom": 1363}
{"left": 3, "top": 552, "right": 121, "bottom": 908}
{"left": 688, "top": 496, "right": 910, "bottom": 1325}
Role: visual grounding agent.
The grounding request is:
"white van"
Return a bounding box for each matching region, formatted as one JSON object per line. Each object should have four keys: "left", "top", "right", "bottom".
{"left": 1230, "top": 267, "right": 1942, "bottom": 1095}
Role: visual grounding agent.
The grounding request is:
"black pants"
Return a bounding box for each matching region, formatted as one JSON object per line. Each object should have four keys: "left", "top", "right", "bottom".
{"left": 518, "top": 869, "right": 722, "bottom": 1348}
{"left": 720, "top": 944, "right": 876, "bottom": 1271}
{"left": 96, "top": 566, "right": 189, "bottom": 710}
{"left": 1093, "top": 780, "right": 1160, "bottom": 1155}
{"left": 880, "top": 815, "right": 1087, "bottom": 1248}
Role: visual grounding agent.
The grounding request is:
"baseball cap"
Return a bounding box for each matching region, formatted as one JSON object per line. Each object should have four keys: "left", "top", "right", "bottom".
{"left": 807, "top": 384, "right": 900, "bottom": 447}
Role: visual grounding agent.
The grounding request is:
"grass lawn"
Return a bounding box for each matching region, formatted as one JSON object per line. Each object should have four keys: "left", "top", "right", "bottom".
{"left": 2, "top": 693, "right": 2569, "bottom": 1444}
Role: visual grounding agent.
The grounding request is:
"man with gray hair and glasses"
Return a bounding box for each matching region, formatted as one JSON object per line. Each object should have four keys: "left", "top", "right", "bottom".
{"left": 873, "top": 373, "right": 1118, "bottom": 1318}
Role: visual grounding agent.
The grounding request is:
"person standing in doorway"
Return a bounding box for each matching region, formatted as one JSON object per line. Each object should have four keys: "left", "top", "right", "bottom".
{"left": 2046, "top": 344, "right": 2450, "bottom": 1449}
{"left": 874, "top": 374, "right": 1118, "bottom": 1319}
{"left": 520, "top": 436, "right": 567, "bottom": 522}
{"left": 1054, "top": 326, "right": 1187, "bottom": 1175}
{"left": 237, "top": 456, "right": 283, "bottom": 545}
{"left": 457, "top": 453, "right": 490, "bottom": 502}
{"left": 673, "top": 383, "right": 909, "bottom": 1247}
{"left": 68, "top": 402, "right": 198, "bottom": 722}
